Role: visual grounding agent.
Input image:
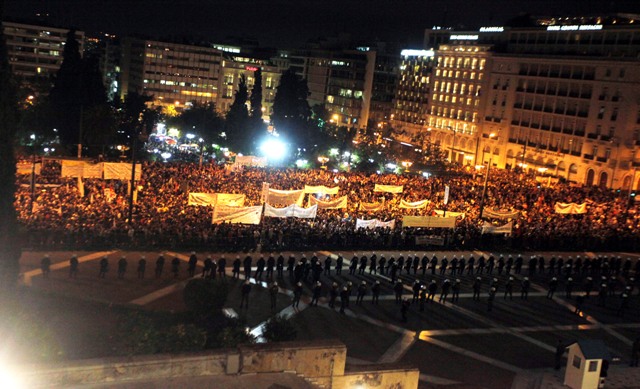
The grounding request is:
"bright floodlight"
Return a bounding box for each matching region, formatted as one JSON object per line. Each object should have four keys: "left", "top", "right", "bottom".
{"left": 0, "top": 366, "right": 23, "bottom": 389}
{"left": 260, "top": 138, "right": 287, "bottom": 160}
{"left": 186, "top": 133, "right": 195, "bottom": 140}
{"left": 160, "top": 152, "right": 171, "bottom": 160}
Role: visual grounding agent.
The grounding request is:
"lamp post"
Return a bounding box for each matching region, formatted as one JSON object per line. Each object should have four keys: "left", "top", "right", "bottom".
{"left": 445, "top": 125, "right": 457, "bottom": 165}
{"left": 478, "top": 157, "right": 492, "bottom": 220}
{"left": 317, "top": 156, "right": 329, "bottom": 169}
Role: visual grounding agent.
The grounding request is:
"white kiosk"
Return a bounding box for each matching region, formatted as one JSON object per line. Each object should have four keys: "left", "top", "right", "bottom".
{"left": 564, "top": 340, "right": 611, "bottom": 389}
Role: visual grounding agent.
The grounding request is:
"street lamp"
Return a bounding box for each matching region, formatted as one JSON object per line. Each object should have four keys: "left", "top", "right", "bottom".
{"left": 478, "top": 157, "right": 492, "bottom": 220}
{"left": 401, "top": 160, "right": 413, "bottom": 172}
{"left": 317, "top": 156, "right": 329, "bottom": 169}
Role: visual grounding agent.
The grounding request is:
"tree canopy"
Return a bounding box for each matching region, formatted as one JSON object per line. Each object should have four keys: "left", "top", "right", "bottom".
{"left": 271, "top": 69, "right": 312, "bottom": 149}
{"left": 0, "top": 14, "right": 21, "bottom": 290}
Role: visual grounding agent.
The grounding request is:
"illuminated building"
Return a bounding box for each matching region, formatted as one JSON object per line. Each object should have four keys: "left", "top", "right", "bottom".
{"left": 2, "top": 21, "right": 85, "bottom": 82}
{"left": 120, "top": 38, "right": 223, "bottom": 112}
{"left": 390, "top": 49, "right": 436, "bottom": 140}
{"left": 393, "top": 16, "right": 640, "bottom": 188}
{"left": 216, "top": 54, "right": 283, "bottom": 122}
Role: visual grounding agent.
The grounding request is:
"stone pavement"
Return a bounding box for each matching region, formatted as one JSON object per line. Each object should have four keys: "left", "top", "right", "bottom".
{"left": 19, "top": 249, "right": 640, "bottom": 389}
{"left": 513, "top": 365, "right": 640, "bottom": 389}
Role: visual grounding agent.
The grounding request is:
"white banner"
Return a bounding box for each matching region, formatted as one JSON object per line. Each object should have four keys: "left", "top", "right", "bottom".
{"left": 481, "top": 207, "right": 520, "bottom": 219}
{"left": 403, "top": 216, "right": 456, "bottom": 228}
{"left": 304, "top": 185, "right": 340, "bottom": 195}
{"left": 235, "top": 155, "right": 266, "bottom": 167}
{"left": 481, "top": 221, "right": 513, "bottom": 235}
{"left": 103, "top": 163, "right": 142, "bottom": 180}
{"left": 355, "top": 218, "right": 396, "bottom": 230}
{"left": 359, "top": 201, "right": 384, "bottom": 212}
{"left": 374, "top": 184, "right": 403, "bottom": 193}
{"left": 415, "top": 235, "right": 446, "bottom": 246}
{"left": 444, "top": 185, "right": 450, "bottom": 205}
{"left": 434, "top": 210, "right": 465, "bottom": 218}
{"left": 399, "top": 199, "right": 431, "bottom": 209}
{"left": 212, "top": 205, "right": 262, "bottom": 225}
{"left": 189, "top": 193, "right": 246, "bottom": 207}
{"left": 216, "top": 193, "right": 246, "bottom": 207}
{"left": 83, "top": 163, "right": 104, "bottom": 178}
{"left": 188, "top": 193, "right": 218, "bottom": 206}
{"left": 16, "top": 162, "right": 41, "bottom": 175}
{"left": 264, "top": 204, "right": 318, "bottom": 219}
{"left": 266, "top": 188, "right": 305, "bottom": 206}
{"left": 61, "top": 160, "right": 85, "bottom": 177}
{"left": 308, "top": 195, "right": 347, "bottom": 209}
{"left": 554, "top": 202, "right": 587, "bottom": 214}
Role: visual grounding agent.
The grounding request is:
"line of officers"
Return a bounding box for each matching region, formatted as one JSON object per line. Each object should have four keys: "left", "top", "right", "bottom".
{"left": 41, "top": 252, "right": 639, "bottom": 286}
{"left": 40, "top": 252, "right": 637, "bottom": 310}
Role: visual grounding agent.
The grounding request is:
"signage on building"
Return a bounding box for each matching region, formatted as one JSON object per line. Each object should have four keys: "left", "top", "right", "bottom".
{"left": 546, "top": 25, "right": 603, "bottom": 31}
{"left": 479, "top": 27, "right": 504, "bottom": 32}
{"left": 400, "top": 49, "right": 435, "bottom": 57}
{"left": 245, "top": 66, "right": 259, "bottom": 72}
{"left": 450, "top": 34, "right": 479, "bottom": 40}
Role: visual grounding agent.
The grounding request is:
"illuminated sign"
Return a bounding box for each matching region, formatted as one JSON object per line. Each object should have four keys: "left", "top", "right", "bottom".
{"left": 450, "top": 34, "right": 479, "bottom": 40}
{"left": 400, "top": 49, "right": 435, "bottom": 57}
{"left": 546, "top": 25, "right": 603, "bottom": 31}
{"left": 245, "top": 66, "right": 259, "bottom": 71}
{"left": 479, "top": 27, "right": 504, "bottom": 32}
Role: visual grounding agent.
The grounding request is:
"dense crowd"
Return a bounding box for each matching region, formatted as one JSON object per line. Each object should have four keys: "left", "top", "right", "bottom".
{"left": 13, "top": 159, "right": 640, "bottom": 251}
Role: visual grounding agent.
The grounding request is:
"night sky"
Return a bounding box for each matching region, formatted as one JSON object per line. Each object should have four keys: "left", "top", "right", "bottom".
{"left": 5, "top": 0, "right": 640, "bottom": 48}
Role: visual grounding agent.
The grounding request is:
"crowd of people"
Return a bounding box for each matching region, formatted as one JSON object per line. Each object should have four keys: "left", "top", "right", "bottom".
{"left": 14, "top": 159, "right": 640, "bottom": 251}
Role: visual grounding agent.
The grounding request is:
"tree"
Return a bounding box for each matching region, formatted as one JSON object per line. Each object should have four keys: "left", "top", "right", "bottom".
{"left": 183, "top": 279, "right": 228, "bottom": 319}
{"left": 271, "top": 69, "right": 311, "bottom": 149}
{"left": 166, "top": 102, "right": 224, "bottom": 145}
{"left": 114, "top": 92, "right": 159, "bottom": 152}
{"left": 248, "top": 68, "right": 267, "bottom": 144}
{"left": 262, "top": 314, "right": 297, "bottom": 342}
{"left": 48, "top": 29, "right": 83, "bottom": 149}
{"left": 0, "top": 14, "right": 21, "bottom": 290}
{"left": 224, "top": 75, "right": 252, "bottom": 153}
{"left": 249, "top": 68, "right": 263, "bottom": 122}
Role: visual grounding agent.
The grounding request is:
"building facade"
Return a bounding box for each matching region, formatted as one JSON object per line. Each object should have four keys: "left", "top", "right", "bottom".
{"left": 120, "top": 38, "right": 223, "bottom": 112}
{"left": 216, "top": 54, "right": 283, "bottom": 122}
{"left": 392, "top": 18, "right": 640, "bottom": 189}
{"left": 2, "top": 20, "right": 84, "bottom": 85}
{"left": 390, "top": 49, "right": 436, "bottom": 140}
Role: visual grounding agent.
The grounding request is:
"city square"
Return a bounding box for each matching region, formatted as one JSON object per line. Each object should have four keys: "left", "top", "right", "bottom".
{"left": 14, "top": 249, "right": 640, "bottom": 388}
{"left": 2, "top": 1, "right": 640, "bottom": 388}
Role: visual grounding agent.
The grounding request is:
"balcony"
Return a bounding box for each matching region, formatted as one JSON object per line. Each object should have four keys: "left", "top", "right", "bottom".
{"left": 570, "top": 151, "right": 582, "bottom": 157}
{"left": 583, "top": 154, "right": 594, "bottom": 160}
{"left": 596, "top": 156, "right": 608, "bottom": 163}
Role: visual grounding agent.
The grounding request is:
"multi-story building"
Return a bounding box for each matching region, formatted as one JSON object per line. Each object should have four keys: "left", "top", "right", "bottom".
{"left": 426, "top": 42, "right": 491, "bottom": 165}
{"left": 290, "top": 49, "right": 376, "bottom": 130}
{"left": 2, "top": 20, "right": 84, "bottom": 87}
{"left": 391, "top": 49, "right": 436, "bottom": 139}
{"left": 391, "top": 16, "right": 640, "bottom": 189}
{"left": 216, "top": 54, "right": 284, "bottom": 121}
{"left": 120, "top": 38, "right": 223, "bottom": 112}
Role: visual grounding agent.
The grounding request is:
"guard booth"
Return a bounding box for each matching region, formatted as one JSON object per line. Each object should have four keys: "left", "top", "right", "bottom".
{"left": 564, "top": 340, "right": 611, "bottom": 389}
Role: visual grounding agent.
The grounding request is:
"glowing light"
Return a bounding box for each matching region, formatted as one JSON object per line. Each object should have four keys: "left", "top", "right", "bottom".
{"left": 0, "top": 365, "right": 24, "bottom": 389}
{"left": 186, "top": 133, "right": 195, "bottom": 140}
{"left": 400, "top": 49, "right": 435, "bottom": 57}
{"left": 260, "top": 138, "right": 287, "bottom": 160}
{"left": 329, "top": 148, "right": 339, "bottom": 156}
{"left": 479, "top": 26, "right": 504, "bottom": 32}
{"left": 386, "top": 163, "right": 397, "bottom": 169}
{"left": 160, "top": 152, "right": 171, "bottom": 160}
{"left": 450, "top": 34, "right": 479, "bottom": 40}
{"left": 295, "top": 159, "right": 308, "bottom": 168}
{"left": 547, "top": 25, "right": 602, "bottom": 31}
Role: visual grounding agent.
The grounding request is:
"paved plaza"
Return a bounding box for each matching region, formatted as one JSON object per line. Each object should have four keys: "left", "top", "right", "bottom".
{"left": 18, "top": 250, "right": 640, "bottom": 389}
